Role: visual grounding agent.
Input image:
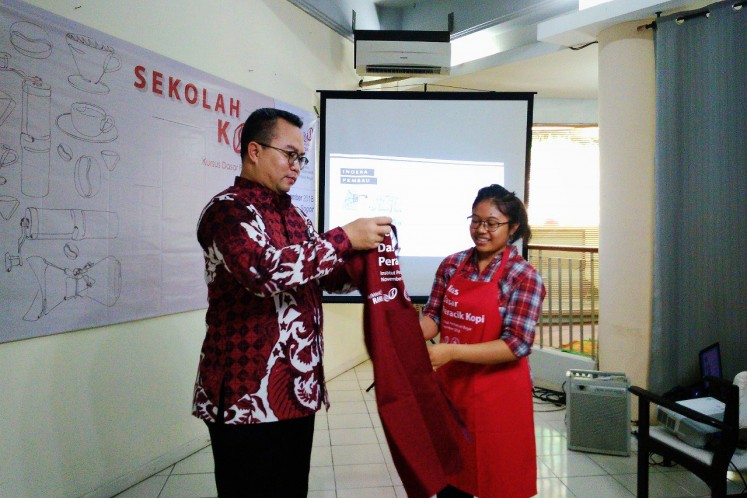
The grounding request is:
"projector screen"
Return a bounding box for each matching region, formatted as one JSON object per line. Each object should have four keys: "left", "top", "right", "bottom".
{"left": 319, "top": 91, "right": 533, "bottom": 302}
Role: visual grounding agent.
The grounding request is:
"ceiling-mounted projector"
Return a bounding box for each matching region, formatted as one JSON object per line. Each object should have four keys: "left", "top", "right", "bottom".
{"left": 354, "top": 30, "right": 451, "bottom": 77}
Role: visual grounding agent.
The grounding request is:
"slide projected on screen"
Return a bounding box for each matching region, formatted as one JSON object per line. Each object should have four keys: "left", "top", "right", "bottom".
{"left": 319, "top": 91, "right": 533, "bottom": 302}
{"left": 329, "top": 154, "right": 504, "bottom": 257}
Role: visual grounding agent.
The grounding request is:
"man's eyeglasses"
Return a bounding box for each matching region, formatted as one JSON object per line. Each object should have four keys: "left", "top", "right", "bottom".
{"left": 468, "top": 215, "right": 511, "bottom": 232}
{"left": 256, "top": 142, "right": 309, "bottom": 170}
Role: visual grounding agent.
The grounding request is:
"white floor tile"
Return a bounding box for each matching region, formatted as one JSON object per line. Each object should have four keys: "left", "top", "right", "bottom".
{"left": 332, "top": 370, "right": 358, "bottom": 381}
{"left": 537, "top": 457, "right": 556, "bottom": 478}
{"left": 661, "top": 470, "right": 713, "bottom": 496}
{"left": 159, "top": 473, "right": 217, "bottom": 498}
{"left": 394, "top": 485, "right": 409, "bottom": 497}
{"left": 330, "top": 427, "right": 379, "bottom": 445}
{"left": 308, "top": 490, "right": 337, "bottom": 498}
{"left": 332, "top": 443, "right": 385, "bottom": 465}
{"left": 313, "top": 428, "right": 331, "bottom": 446}
{"left": 536, "top": 436, "right": 570, "bottom": 456}
{"left": 156, "top": 465, "right": 174, "bottom": 476}
{"left": 612, "top": 471, "right": 695, "bottom": 497}
{"left": 539, "top": 452, "right": 608, "bottom": 477}
{"left": 330, "top": 389, "right": 365, "bottom": 402}
{"left": 114, "top": 359, "right": 723, "bottom": 498}
{"left": 587, "top": 452, "right": 639, "bottom": 475}
{"left": 535, "top": 477, "right": 577, "bottom": 497}
{"left": 385, "top": 459, "right": 403, "bottom": 486}
{"left": 309, "top": 465, "right": 336, "bottom": 491}
{"left": 356, "top": 370, "right": 375, "bottom": 381}
{"left": 334, "top": 462, "right": 393, "bottom": 489}
{"left": 311, "top": 444, "right": 333, "bottom": 467}
{"left": 327, "top": 400, "right": 368, "bottom": 414}
{"left": 337, "top": 486, "right": 398, "bottom": 497}
{"left": 560, "top": 474, "right": 635, "bottom": 498}
{"left": 172, "top": 450, "right": 214, "bottom": 474}
{"left": 327, "top": 379, "right": 363, "bottom": 391}
{"left": 328, "top": 412, "right": 374, "bottom": 429}
{"left": 114, "top": 475, "right": 167, "bottom": 498}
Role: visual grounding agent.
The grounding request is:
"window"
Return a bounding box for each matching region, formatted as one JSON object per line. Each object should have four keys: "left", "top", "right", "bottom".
{"left": 529, "top": 125, "right": 599, "bottom": 228}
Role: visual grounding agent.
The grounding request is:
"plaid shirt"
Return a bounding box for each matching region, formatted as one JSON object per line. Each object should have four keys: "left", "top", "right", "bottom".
{"left": 422, "top": 245, "right": 545, "bottom": 358}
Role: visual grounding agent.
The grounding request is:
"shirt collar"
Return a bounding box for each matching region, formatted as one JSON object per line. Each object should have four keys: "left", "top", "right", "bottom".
{"left": 234, "top": 176, "right": 292, "bottom": 210}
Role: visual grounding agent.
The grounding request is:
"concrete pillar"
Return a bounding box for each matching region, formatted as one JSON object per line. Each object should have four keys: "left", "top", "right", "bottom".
{"left": 597, "top": 20, "right": 655, "bottom": 389}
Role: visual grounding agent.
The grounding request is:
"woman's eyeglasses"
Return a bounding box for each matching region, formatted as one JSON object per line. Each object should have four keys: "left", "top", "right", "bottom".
{"left": 468, "top": 215, "right": 510, "bottom": 232}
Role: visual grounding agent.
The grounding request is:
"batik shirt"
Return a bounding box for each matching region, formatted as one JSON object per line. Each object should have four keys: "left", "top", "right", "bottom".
{"left": 193, "top": 177, "right": 352, "bottom": 424}
{"left": 423, "top": 245, "right": 545, "bottom": 358}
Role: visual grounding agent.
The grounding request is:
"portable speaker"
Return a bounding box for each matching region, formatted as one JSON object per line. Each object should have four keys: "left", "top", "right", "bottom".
{"left": 566, "top": 369, "right": 631, "bottom": 456}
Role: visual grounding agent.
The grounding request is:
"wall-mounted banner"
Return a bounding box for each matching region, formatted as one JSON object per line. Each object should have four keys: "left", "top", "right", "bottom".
{"left": 0, "top": 0, "right": 316, "bottom": 343}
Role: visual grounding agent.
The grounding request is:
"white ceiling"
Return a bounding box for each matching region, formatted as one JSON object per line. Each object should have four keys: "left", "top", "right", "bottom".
{"left": 288, "top": 0, "right": 714, "bottom": 99}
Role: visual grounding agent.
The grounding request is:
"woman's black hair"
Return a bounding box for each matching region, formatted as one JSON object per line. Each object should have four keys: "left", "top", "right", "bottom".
{"left": 239, "top": 107, "right": 303, "bottom": 162}
{"left": 472, "top": 184, "right": 531, "bottom": 243}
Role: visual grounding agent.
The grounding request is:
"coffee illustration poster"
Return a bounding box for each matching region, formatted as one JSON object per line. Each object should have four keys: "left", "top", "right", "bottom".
{"left": 0, "top": 0, "right": 317, "bottom": 343}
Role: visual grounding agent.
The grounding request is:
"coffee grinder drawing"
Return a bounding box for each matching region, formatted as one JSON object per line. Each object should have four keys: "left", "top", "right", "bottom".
{"left": 20, "top": 78, "right": 51, "bottom": 197}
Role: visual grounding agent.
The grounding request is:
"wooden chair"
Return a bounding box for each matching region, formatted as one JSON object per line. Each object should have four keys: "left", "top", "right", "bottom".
{"left": 629, "top": 377, "right": 747, "bottom": 497}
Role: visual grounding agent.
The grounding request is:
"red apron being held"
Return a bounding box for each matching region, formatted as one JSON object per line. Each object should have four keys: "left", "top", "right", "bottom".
{"left": 438, "top": 248, "right": 537, "bottom": 498}
{"left": 345, "top": 229, "right": 465, "bottom": 498}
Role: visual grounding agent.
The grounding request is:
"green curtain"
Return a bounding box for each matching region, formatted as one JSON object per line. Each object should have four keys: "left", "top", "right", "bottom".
{"left": 650, "top": 1, "right": 747, "bottom": 393}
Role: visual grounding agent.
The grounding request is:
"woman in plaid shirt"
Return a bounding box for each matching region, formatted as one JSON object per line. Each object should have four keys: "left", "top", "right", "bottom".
{"left": 421, "top": 184, "right": 546, "bottom": 498}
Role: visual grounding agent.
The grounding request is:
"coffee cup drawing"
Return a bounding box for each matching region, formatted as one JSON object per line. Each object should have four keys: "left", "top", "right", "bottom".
{"left": 56, "top": 102, "right": 118, "bottom": 143}
{"left": 66, "top": 33, "right": 120, "bottom": 94}
{"left": 71, "top": 102, "right": 114, "bottom": 137}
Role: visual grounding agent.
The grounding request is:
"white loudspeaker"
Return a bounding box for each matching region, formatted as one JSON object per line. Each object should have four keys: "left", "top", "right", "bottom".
{"left": 566, "top": 369, "right": 631, "bottom": 456}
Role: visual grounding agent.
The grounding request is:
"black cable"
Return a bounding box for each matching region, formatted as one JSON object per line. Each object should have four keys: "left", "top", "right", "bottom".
{"left": 532, "top": 386, "right": 566, "bottom": 407}
{"left": 569, "top": 41, "right": 598, "bottom": 51}
{"left": 729, "top": 460, "right": 747, "bottom": 492}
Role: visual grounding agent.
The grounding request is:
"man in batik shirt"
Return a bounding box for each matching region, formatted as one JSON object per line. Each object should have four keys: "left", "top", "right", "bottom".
{"left": 194, "top": 107, "right": 390, "bottom": 497}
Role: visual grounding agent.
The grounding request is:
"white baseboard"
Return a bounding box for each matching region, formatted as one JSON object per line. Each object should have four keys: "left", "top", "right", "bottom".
{"left": 82, "top": 436, "right": 211, "bottom": 498}
{"left": 326, "top": 353, "right": 370, "bottom": 380}
{"left": 530, "top": 347, "right": 596, "bottom": 392}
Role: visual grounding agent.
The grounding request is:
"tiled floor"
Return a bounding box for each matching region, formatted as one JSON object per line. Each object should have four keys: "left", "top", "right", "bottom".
{"left": 116, "top": 360, "right": 744, "bottom": 497}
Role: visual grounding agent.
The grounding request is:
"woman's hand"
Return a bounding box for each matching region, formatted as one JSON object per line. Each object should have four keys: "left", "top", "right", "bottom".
{"left": 428, "top": 343, "right": 454, "bottom": 370}
{"left": 429, "top": 339, "right": 519, "bottom": 369}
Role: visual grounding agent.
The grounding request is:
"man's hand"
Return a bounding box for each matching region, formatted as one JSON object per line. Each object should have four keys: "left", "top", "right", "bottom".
{"left": 342, "top": 217, "right": 393, "bottom": 250}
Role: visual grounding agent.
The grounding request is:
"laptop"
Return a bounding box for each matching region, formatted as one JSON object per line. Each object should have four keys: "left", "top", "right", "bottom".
{"left": 699, "top": 342, "right": 723, "bottom": 380}
{"left": 663, "top": 342, "right": 723, "bottom": 400}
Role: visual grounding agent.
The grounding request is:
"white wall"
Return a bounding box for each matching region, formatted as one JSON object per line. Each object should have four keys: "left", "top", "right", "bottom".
{"left": 534, "top": 98, "right": 598, "bottom": 125}
{"left": 0, "top": 1, "right": 364, "bottom": 497}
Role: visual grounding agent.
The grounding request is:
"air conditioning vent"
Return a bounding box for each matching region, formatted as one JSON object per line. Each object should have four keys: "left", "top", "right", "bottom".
{"left": 354, "top": 30, "right": 450, "bottom": 77}
{"left": 363, "top": 65, "right": 444, "bottom": 75}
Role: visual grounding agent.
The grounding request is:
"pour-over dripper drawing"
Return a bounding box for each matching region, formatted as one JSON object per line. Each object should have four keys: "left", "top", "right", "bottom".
{"left": 66, "top": 33, "right": 120, "bottom": 94}
{"left": 0, "top": 195, "right": 20, "bottom": 221}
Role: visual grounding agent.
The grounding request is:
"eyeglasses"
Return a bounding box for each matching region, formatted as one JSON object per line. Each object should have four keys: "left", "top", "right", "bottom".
{"left": 255, "top": 142, "right": 309, "bottom": 170}
{"left": 468, "top": 215, "right": 511, "bottom": 232}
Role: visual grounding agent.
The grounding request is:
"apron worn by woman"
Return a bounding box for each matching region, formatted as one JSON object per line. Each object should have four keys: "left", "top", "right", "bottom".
{"left": 437, "top": 248, "right": 537, "bottom": 498}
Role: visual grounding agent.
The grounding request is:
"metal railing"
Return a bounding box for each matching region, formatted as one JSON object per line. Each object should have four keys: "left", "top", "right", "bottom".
{"left": 527, "top": 244, "right": 599, "bottom": 361}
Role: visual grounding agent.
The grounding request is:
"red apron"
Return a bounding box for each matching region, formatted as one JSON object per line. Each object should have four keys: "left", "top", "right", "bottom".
{"left": 345, "top": 230, "right": 464, "bottom": 498}
{"left": 438, "top": 249, "right": 537, "bottom": 498}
